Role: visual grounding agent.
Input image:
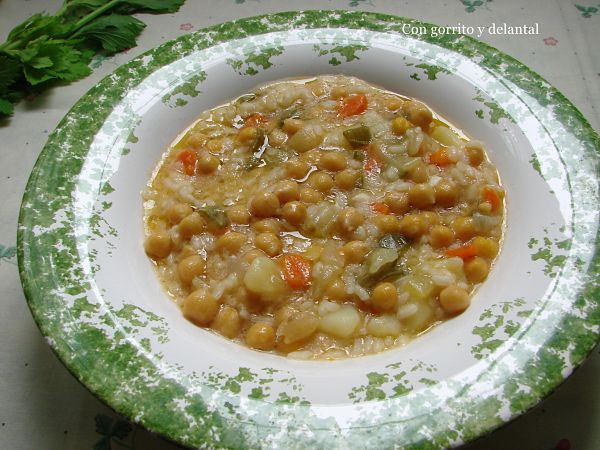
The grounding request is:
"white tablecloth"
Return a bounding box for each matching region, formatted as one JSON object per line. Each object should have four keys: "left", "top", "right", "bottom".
{"left": 1, "top": 1, "right": 598, "bottom": 448}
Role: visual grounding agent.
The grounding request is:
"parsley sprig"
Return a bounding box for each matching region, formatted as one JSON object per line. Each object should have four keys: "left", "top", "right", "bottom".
{"left": 0, "top": 0, "right": 185, "bottom": 117}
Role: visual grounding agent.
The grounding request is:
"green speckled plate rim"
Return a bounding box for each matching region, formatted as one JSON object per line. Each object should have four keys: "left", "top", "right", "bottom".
{"left": 17, "top": 10, "right": 599, "bottom": 449}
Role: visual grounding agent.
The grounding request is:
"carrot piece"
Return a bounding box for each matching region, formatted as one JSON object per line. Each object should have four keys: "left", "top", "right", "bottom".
{"left": 483, "top": 186, "right": 501, "bottom": 212}
{"left": 177, "top": 149, "right": 197, "bottom": 176}
{"left": 429, "top": 147, "right": 453, "bottom": 166}
{"left": 281, "top": 254, "right": 311, "bottom": 289}
{"left": 244, "top": 113, "right": 269, "bottom": 128}
{"left": 364, "top": 155, "right": 380, "bottom": 173}
{"left": 337, "top": 94, "right": 368, "bottom": 117}
{"left": 363, "top": 144, "right": 381, "bottom": 174}
{"left": 371, "top": 202, "right": 391, "bottom": 215}
{"left": 446, "top": 244, "right": 478, "bottom": 260}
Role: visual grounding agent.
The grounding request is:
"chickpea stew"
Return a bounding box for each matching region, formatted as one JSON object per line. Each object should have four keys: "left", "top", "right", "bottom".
{"left": 143, "top": 75, "right": 504, "bottom": 360}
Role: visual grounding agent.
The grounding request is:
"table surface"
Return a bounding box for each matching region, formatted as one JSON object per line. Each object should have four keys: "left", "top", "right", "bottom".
{"left": 1, "top": 1, "right": 598, "bottom": 449}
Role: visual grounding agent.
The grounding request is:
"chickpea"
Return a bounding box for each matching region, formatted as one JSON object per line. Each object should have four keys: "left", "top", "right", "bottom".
{"left": 399, "top": 214, "right": 429, "bottom": 240}
{"left": 268, "top": 128, "right": 287, "bottom": 147}
{"left": 451, "top": 216, "right": 477, "bottom": 241}
{"left": 284, "top": 159, "right": 311, "bottom": 179}
{"left": 420, "top": 211, "right": 439, "bottom": 226}
{"left": 249, "top": 191, "right": 280, "bottom": 218}
{"left": 472, "top": 236, "right": 499, "bottom": 259}
{"left": 301, "top": 149, "right": 323, "bottom": 165}
{"left": 373, "top": 214, "right": 401, "bottom": 234}
{"left": 212, "top": 306, "right": 241, "bottom": 339}
{"left": 206, "top": 139, "right": 223, "bottom": 153}
{"left": 464, "top": 256, "right": 490, "bottom": 283}
{"left": 179, "top": 212, "right": 206, "bottom": 239}
{"left": 337, "top": 207, "right": 365, "bottom": 234}
{"left": 299, "top": 186, "right": 323, "bottom": 203}
{"left": 167, "top": 203, "right": 193, "bottom": 224}
{"left": 197, "top": 152, "right": 220, "bottom": 174}
{"left": 252, "top": 218, "right": 281, "bottom": 234}
{"left": 407, "top": 160, "right": 429, "bottom": 183}
{"left": 245, "top": 322, "right": 276, "bottom": 350}
{"left": 408, "top": 183, "right": 436, "bottom": 209}
{"left": 179, "top": 244, "right": 197, "bottom": 259}
{"left": 384, "top": 192, "right": 409, "bottom": 215}
{"left": 177, "top": 255, "right": 205, "bottom": 284}
{"left": 465, "top": 146, "right": 484, "bottom": 166}
{"left": 384, "top": 96, "right": 404, "bottom": 111}
{"left": 185, "top": 131, "right": 208, "bottom": 148}
{"left": 282, "top": 118, "right": 304, "bottom": 134}
{"left": 342, "top": 240, "right": 370, "bottom": 264}
{"left": 241, "top": 248, "right": 267, "bottom": 264}
{"left": 281, "top": 201, "right": 307, "bottom": 225}
{"left": 331, "top": 86, "right": 347, "bottom": 99}
{"left": 325, "top": 278, "right": 347, "bottom": 301}
{"left": 435, "top": 180, "right": 459, "bottom": 208}
{"left": 391, "top": 116, "right": 411, "bottom": 135}
{"left": 237, "top": 126, "right": 259, "bottom": 144}
{"left": 318, "top": 152, "right": 347, "bottom": 172}
{"left": 144, "top": 232, "right": 172, "bottom": 259}
{"left": 334, "top": 169, "right": 361, "bottom": 190}
{"left": 216, "top": 231, "right": 247, "bottom": 253}
{"left": 371, "top": 282, "right": 397, "bottom": 311}
{"left": 478, "top": 201, "right": 493, "bottom": 215}
{"left": 272, "top": 180, "right": 300, "bottom": 203}
{"left": 254, "top": 232, "right": 282, "bottom": 256}
{"left": 227, "top": 205, "right": 251, "bottom": 225}
{"left": 183, "top": 289, "right": 219, "bottom": 326}
{"left": 439, "top": 284, "right": 470, "bottom": 315}
{"left": 429, "top": 225, "right": 455, "bottom": 248}
{"left": 309, "top": 80, "right": 326, "bottom": 96}
{"left": 308, "top": 171, "right": 334, "bottom": 193}
{"left": 403, "top": 101, "right": 433, "bottom": 129}
{"left": 287, "top": 124, "right": 324, "bottom": 153}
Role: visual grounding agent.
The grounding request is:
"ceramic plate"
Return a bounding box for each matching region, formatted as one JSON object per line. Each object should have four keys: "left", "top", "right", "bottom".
{"left": 17, "top": 11, "right": 599, "bottom": 449}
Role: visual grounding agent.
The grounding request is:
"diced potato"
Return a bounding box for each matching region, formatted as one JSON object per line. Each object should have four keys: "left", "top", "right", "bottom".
{"left": 319, "top": 305, "right": 360, "bottom": 338}
{"left": 402, "top": 274, "right": 434, "bottom": 301}
{"left": 402, "top": 302, "right": 435, "bottom": 332}
{"left": 430, "top": 125, "right": 461, "bottom": 147}
{"left": 366, "top": 315, "right": 402, "bottom": 337}
{"left": 278, "top": 311, "right": 319, "bottom": 344}
{"left": 243, "top": 256, "right": 286, "bottom": 301}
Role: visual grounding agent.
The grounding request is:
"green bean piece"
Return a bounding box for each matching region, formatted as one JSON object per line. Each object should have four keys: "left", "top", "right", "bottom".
{"left": 343, "top": 125, "right": 372, "bottom": 148}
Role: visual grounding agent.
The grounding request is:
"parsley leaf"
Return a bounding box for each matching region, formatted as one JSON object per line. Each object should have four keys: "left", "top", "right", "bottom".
{"left": 0, "top": 0, "right": 186, "bottom": 118}
{"left": 0, "top": 55, "right": 22, "bottom": 91}
{"left": 112, "top": 0, "right": 185, "bottom": 13}
{"left": 0, "top": 99, "right": 14, "bottom": 116}
{"left": 74, "top": 14, "right": 146, "bottom": 53}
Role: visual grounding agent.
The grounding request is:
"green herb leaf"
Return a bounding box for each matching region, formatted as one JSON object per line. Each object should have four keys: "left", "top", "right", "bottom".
{"left": 114, "top": 0, "right": 186, "bottom": 13}
{"left": 343, "top": 125, "right": 371, "bottom": 148}
{"left": 5, "top": 14, "right": 72, "bottom": 46}
{"left": 74, "top": 14, "right": 146, "bottom": 53}
{"left": 0, "top": 98, "right": 14, "bottom": 116}
{"left": 0, "top": 55, "right": 22, "bottom": 92}
{"left": 0, "top": 0, "right": 186, "bottom": 118}
{"left": 197, "top": 206, "right": 230, "bottom": 228}
{"left": 17, "top": 39, "right": 92, "bottom": 84}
